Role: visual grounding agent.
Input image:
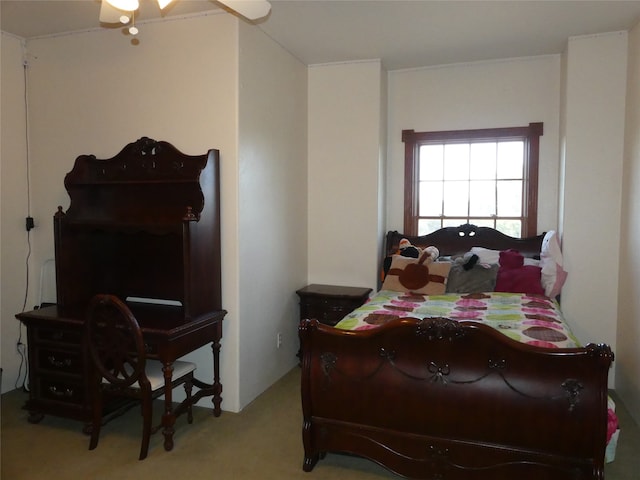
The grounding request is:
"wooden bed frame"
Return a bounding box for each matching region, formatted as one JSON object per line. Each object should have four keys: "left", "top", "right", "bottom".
{"left": 299, "top": 224, "right": 614, "bottom": 480}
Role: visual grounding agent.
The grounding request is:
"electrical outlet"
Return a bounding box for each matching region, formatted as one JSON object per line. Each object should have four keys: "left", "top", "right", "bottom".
{"left": 276, "top": 332, "right": 283, "bottom": 349}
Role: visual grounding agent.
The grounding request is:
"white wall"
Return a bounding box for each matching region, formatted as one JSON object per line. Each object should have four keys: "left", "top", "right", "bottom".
{"left": 237, "top": 21, "right": 307, "bottom": 406}
{"left": 2, "top": 13, "right": 244, "bottom": 408}
{"left": 1, "top": 33, "right": 30, "bottom": 393}
{"left": 560, "top": 32, "right": 627, "bottom": 378}
{"left": 307, "top": 61, "right": 385, "bottom": 290}
{"left": 1, "top": 12, "right": 308, "bottom": 412}
{"left": 387, "top": 55, "right": 562, "bottom": 234}
{"left": 618, "top": 22, "right": 640, "bottom": 424}
{"left": 378, "top": 68, "right": 389, "bottom": 267}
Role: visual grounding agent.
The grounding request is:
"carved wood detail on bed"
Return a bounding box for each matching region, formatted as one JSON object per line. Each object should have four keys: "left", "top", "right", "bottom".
{"left": 300, "top": 317, "right": 613, "bottom": 479}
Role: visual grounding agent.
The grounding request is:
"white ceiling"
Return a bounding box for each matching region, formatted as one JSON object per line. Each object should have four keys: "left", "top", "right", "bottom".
{"left": 3, "top": 0, "right": 640, "bottom": 70}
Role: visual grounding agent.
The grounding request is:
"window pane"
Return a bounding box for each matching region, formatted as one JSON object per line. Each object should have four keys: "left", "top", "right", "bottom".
{"left": 468, "top": 218, "right": 494, "bottom": 228}
{"left": 497, "top": 180, "right": 522, "bottom": 216}
{"left": 496, "top": 219, "right": 521, "bottom": 238}
{"left": 497, "top": 141, "right": 524, "bottom": 179}
{"left": 443, "top": 181, "right": 468, "bottom": 216}
{"left": 443, "top": 144, "right": 469, "bottom": 180}
{"left": 418, "top": 219, "right": 442, "bottom": 235}
{"left": 419, "top": 145, "right": 444, "bottom": 181}
{"left": 443, "top": 218, "right": 468, "bottom": 228}
{"left": 419, "top": 182, "right": 443, "bottom": 216}
{"left": 469, "top": 180, "right": 495, "bottom": 216}
{"left": 469, "top": 142, "right": 496, "bottom": 180}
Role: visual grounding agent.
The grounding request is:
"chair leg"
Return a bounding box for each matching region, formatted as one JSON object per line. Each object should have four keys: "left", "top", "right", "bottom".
{"left": 185, "top": 376, "right": 194, "bottom": 424}
{"left": 139, "top": 395, "right": 153, "bottom": 460}
{"left": 89, "top": 387, "right": 102, "bottom": 451}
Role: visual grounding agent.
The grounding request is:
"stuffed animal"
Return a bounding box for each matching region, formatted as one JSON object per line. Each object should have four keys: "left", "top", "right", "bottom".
{"left": 398, "top": 238, "right": 422, "bottom": 258}
{"left": 454, "top": 251, "right": 479, "bottom": 271}
{"left": 423, "top": 245, "right": 440, "bottom": 262}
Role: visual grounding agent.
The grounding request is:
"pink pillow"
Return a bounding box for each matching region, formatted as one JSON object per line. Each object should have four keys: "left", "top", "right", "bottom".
{"left": 495, "top": 249, "right": 544, "bottom": 295}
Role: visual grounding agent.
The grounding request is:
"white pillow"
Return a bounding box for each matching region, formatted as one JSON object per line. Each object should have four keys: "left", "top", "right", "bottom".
{"left": 469, "top": 246, "right": 501, "bottom": 265}
{"left": 470, "top": 246, "right": 540, "bottom": 266}
{"left": 523, "top": 257, "right": 541, "bottom": 267}
{"left": 540, "top": 230, "right": 568, "bottom": 298}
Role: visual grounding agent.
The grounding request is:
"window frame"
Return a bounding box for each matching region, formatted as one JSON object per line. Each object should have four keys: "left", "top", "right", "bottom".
{"left": 402, "top": 122, "right": 543, "bottom": 237}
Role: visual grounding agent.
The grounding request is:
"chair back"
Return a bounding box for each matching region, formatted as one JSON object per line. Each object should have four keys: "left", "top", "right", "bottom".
{"left": 85, "top": 294, "right": 149, "bottom": 390}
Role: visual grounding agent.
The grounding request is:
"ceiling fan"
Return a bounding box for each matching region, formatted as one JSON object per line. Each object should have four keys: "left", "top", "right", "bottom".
{"left": 100, "top": 0, "right": 272, "bottom": 35}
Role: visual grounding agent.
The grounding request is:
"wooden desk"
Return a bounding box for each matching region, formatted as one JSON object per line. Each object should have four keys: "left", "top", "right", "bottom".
{"left": 21, "top": 138, "right": 225, "bottom": 453}
{"left": 16, "top": 304, "right": 226, "bottom": 451}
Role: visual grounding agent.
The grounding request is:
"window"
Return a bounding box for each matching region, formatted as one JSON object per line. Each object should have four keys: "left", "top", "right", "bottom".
{"left": 402, "top": 123, "right": 542, "bottom": 238}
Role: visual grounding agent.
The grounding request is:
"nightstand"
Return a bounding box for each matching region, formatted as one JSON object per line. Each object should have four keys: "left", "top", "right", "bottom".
{"left": 296, "top": 284, "right": 372, "bottom": 327}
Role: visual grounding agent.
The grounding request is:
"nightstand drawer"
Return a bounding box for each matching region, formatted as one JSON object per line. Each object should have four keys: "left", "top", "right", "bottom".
{"left": 36, "top": 347, "right": 82, "bottom": 374}
{"left": 301, "top": 304, "right": 344, "bottom": 326}
{"left": 35, "top": 326, "right": 81, "bottom": 345}
{"left": 37, "top": 377, "right": 85, "bottom": 405}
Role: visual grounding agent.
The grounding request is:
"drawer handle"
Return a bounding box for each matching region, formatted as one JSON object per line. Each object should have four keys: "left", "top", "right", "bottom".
{"left": 49, "top": 385, "right": 73, "bottom": 397}
{"left": 47, "top": 355, "right": 72, "bottom": 368}
{"left": 51, "top": 331, "right": 66, "bottom": 341}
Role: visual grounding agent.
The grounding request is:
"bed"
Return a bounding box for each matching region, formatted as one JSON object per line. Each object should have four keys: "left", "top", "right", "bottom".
{"left": 299, "top": 224, "right": 616, "bottom": 480}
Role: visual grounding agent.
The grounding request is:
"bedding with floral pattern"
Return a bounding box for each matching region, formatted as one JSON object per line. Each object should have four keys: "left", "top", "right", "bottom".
{"left": 335, "top": 290, "right": 578, "bottom": 348}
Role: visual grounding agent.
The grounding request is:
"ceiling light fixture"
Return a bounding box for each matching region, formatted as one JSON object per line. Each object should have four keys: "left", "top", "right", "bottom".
{"left": 100, "top": 0, "right": 171, "bottom": 36}
{"left": 128, "top": 11, "right": 139, "bottom": 36}
{"left": 99, "top": 0, "right": 272, "bottom": 37}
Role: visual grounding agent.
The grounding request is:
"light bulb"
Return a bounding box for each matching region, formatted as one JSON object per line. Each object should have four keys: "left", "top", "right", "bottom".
{"left": 119, "top": 15, "right": 130, "bottom": 24}
{"left": 129, "top": 26, "right": 139, "bottom": 35}
{"left": 106, "top": 0, "right": 139, "bottom": 11}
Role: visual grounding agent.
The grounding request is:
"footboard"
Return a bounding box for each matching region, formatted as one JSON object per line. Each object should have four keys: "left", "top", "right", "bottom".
{"left": 299, "top": 317, "right": 613, "bottom": 480}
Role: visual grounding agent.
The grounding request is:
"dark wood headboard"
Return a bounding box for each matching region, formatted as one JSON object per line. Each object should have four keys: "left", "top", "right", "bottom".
{"left": 385, "top": 224, "right": 545, "bottom": 259}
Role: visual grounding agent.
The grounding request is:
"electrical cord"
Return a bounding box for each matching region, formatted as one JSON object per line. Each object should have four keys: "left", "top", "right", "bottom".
{"left": 15, "top": 48, "right": 31, "bottom": 393}
{"left": 15, "top": 228, "right": 31, "bottom": 393}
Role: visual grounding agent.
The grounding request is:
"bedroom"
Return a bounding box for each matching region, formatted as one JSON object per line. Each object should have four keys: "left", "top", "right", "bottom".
{"left": 1, "top": 0, "right": 639, "bottom": 446}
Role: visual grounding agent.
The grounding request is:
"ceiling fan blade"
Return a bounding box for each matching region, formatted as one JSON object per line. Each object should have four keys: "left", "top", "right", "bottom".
{"left": 99, "top": 1, "right": 125, "bottom": 23}
{"left": 157, "top": 0, "right": 174, "bottom": 9}
{"left": 218, "top": 0, "right": 271, "bottom": 20}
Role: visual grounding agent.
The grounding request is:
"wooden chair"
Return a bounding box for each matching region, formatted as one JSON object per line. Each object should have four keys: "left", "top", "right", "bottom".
{"left": 84, "top": 294, "right": 196, "bottom": 460}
